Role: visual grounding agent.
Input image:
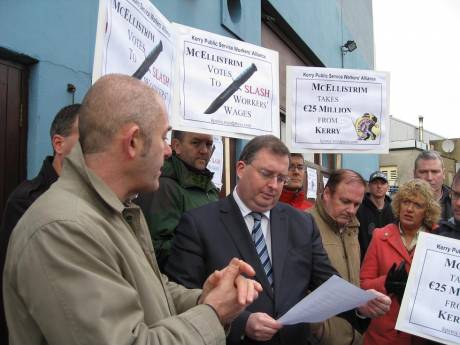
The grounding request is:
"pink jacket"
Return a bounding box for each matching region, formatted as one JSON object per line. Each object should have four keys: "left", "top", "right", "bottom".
{"left": 360, "top": 223, "right": 428, "bottom": 345}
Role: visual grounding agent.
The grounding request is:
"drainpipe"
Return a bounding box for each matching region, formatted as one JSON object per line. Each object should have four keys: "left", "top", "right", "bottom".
{"left": 418, "top": 116, "right": 424, "bottom": 143}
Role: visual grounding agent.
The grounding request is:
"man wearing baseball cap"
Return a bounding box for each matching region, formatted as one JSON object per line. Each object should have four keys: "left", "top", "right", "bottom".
{"left": 356, "top": 171, "right": 395, "bottom": 260}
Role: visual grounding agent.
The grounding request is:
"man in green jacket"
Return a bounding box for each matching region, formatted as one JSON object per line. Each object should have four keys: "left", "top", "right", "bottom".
{"left": 136, "top": 130, "right": 219, "bottom": 269}
{"left": 3, "top": 74, "right": 261, "bottom": 345}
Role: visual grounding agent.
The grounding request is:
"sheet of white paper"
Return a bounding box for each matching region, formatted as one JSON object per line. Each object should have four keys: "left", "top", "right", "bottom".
{"left": 306, "top": 167, "right": 317, "bottom": 199}
{"left": 278, "top": 275, "right": 375, "bottom": 325}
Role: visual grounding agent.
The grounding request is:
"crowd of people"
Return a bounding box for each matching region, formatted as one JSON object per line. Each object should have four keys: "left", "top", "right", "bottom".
{"left": 0, "top": 73, "right": 459, "bottom": 344}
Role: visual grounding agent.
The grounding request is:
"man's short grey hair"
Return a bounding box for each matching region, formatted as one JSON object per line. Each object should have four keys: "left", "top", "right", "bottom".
{"left": 79, "top": 74, "right": 163, "bottom": 154}
{"left": 414, "top": 150, "right": 444, "bottom": 171}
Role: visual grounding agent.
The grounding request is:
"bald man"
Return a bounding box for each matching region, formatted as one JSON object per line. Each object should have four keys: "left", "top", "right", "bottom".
{"left": 3, "top": 74, "right": 261, "bottom": 345}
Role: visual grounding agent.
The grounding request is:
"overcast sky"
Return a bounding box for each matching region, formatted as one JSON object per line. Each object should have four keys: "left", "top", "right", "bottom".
{"left": 372, "top": 0, "right": 460, "bottom": 138}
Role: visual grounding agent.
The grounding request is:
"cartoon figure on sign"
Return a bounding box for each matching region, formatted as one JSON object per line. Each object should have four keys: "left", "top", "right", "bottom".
{"left": 354, "top": 113, "right": 380, "bottom": 140}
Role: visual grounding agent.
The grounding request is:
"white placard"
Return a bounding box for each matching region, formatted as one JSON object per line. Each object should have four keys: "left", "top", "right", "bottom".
{"left": 396, "top": 232, "right": 460, "bottom": 344}
{"left": 306, "top": 167, "right": 317, "bottom": 199}
{"left": 286, "top": 66, "right": 390, "bottom": 153}
{"left": 93, "top": 0, "right": 175, "bottom": 115}
{"left": 172, "top": 23, "right": 279, "bottom": 140}
{"left": 208, "top": 136, "right": 223, "bottom": 190}
{"left": 322, "top": 176, "right": 329, "bottom": 190}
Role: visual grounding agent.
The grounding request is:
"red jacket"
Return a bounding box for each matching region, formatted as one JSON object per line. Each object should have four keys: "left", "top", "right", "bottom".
{"left": 279, "top": 189, "right": 314, "bottom": 211}
{"left": 360, "top": 223, "right": 429, "bottom": 345}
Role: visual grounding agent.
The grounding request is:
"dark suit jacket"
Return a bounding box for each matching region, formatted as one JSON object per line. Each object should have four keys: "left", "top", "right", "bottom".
{"left": 165, "top": 195, "right": 368, "bottom": 344}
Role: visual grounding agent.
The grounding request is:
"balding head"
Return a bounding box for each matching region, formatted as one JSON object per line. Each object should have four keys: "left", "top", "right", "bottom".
{"left": 79, "top": 74, "right": 165, "bottom": 154}
{"left": 78, "top": 74, "right": 172, "bottom": 199}
{"left": 323, "top": 169, "right": 366, "bottom": 227}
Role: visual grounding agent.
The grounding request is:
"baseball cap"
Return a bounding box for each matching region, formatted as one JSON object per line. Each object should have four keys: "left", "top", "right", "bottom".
{"left": 369, "top": 171, "right": 388, "bottom": 183}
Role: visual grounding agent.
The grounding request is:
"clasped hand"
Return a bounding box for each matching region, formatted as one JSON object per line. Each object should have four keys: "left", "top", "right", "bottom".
{"left": 199, "top": 258, "right": 263, "bottom": 325}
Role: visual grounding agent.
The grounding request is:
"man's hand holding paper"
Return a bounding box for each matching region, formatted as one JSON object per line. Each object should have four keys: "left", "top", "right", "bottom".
{"left": 278, "top": 275, "right": 390, "bottom": 325}
{"left": 356, "top": 289, "right": 391, "bottom": 318}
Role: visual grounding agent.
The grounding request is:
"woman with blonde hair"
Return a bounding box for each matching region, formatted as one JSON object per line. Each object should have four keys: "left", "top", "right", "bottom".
{"left": 360, "top": 179, "right": 440, "bottom": 345}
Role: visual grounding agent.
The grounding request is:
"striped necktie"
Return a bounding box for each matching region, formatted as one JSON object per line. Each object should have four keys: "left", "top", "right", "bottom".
{"left": 251, "top": 212, "right": 273, "bottom": 288}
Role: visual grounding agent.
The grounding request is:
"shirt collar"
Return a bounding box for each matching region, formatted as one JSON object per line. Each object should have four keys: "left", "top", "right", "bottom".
{"left": 232, "top": 187, "right": 271, "bottom": 220}
{"left": 398, "top": 222, "right": 426, "bottom": 251}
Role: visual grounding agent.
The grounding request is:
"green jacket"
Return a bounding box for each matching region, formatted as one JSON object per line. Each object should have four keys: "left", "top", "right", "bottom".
{"left": 3, "top": 144, "right": 224, "bottom": 345}
{"left": 137, "top": 155, "right": 219, "bottom": 268}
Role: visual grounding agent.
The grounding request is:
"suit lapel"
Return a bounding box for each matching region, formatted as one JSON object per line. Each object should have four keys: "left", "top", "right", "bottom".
{"left": 270, "top": 205, "right": 288, "bottom": 299}
{"left": 220, "top": 196, "right": 274, "bottom": 299}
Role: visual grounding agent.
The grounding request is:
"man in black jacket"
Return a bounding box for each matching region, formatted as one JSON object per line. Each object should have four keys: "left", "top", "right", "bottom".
{"left": 414, "top": 150, "right": 452, "bottom": 221}
{"left": 357, "top": 171, "right": 395, "bottom": 260}
{"left": 0, "top": 103, "right": 79, "bottom": 344}
{"left": 437, "top": 170, "right": 460, "bottom": 240}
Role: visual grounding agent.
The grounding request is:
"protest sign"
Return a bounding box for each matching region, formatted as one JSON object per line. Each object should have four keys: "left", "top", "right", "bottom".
{"left": 93, "top": 0, "right": 175, "bottom": 114}
{"left": 396, "top": 232, "right": 460, "bottom": 344}
{"left": 172, "top": 23, "right": 279, "bottom": 139}
{"left": 286, "top": 66, "right": 389, "bottom": 153}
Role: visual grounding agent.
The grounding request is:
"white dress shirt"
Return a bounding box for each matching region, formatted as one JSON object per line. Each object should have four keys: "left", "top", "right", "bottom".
{"left": 233, "top": 188, "right": 272, "bottom": 260}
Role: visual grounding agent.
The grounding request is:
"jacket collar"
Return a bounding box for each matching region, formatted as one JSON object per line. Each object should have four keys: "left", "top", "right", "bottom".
{"left": 362, "top": 192, "right": 391, "bottom": 210}
{"left": 39, "top": 156, "right": 59, "bottom": 187}
{"left": 440, "top": 217, "right": 460, "bottom": 231}
{"left": 440, "top": 185, "right": 452, "bottom": 205}
{"left": 279, "top": 189, "right": 306, "bottom": 203}
{"left": 315, "top": 197, "right": 359, "bottom": 233}
{"left": 162, "top": 155, "right": 217, "bottom": 192}
{"left": 380, "top": 224, "right": 414, "bottom": 263}
{"left": 62, "top": 143, "right": 126, "bottom": 214}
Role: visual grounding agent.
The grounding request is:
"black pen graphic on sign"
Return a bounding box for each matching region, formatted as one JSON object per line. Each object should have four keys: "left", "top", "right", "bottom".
{"left": 204, "top": 63, "right": 258, "bottom": 114}
{"left": 132, "top": 40, "right": 163, "bottom": 80}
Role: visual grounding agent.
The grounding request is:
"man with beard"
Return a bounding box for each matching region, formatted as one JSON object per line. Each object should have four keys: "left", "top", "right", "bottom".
{"left": 166, "top": 140, "right": 391, "bottom": 345}
{"left": 136, "top": 130, "right": 219, "bottom": 269}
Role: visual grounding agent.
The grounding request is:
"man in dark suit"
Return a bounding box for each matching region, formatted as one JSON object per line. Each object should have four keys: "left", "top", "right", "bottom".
{"left": 165, "top": 135, "right": 391, "bottom": 344}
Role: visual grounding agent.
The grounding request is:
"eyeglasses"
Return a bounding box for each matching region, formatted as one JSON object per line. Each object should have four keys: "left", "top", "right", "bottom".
{"left": 450, "top": 189, "right": 460, "bottom": 200}
{"left": 248, "top": 163, "right": 290, "bottom": 185}
{"left": 289, "top": 164, "right": 305, "bottom": 172}
{"left": 401, "top": 199, "right": 426, "bottom": 210}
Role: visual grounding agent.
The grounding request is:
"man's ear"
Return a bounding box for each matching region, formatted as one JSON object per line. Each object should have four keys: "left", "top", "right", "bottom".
{"left": 170, "top": 138, "right": 181, "bottom": 155}
{"left": 52, "top": 134, "right": 65, "bottom": 155}
{"left": 236, "top": 160, "right": 246, "bottom": 179}
{"left": 123, "top": 124, "right": 142, "bottom": 159}
{"left": 323, "top": 186, "right": 331, "bottom": 201}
